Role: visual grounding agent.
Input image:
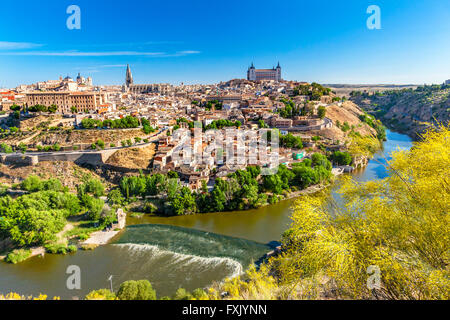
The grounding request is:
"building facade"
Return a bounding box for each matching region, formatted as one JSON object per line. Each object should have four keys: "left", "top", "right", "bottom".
{"left": 247, "top": 62, "right": 282, "bottom": 82}
{"left": 26, "top": 91, "right": 107, "bottom": 114}
{"left": 124, "top": 64, "right": 172, "bottom": 95}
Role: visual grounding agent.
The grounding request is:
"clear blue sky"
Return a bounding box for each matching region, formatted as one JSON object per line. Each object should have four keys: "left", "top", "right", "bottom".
{"left": 0, "top": 0, "right": 449, "bottom": 88}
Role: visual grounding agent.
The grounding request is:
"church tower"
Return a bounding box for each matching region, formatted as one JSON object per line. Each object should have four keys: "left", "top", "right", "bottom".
{"left": 247, "top": 62, "right": 256, "bottom": 81}
{"left": 276, "top": 62, "right": 282, "bottom": 81}
{"left": 125, "top": 64, "right": 133, "bottom": 87}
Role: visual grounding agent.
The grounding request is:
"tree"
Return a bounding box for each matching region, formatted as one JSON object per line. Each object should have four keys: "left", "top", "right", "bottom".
{"left": 78, "top": 178, "right": 105, "bottom": 198}
{"left": 330, "top": 151, "right": 352, "bottom": 165}
{"left": 17, "top": 142, "right": 27, "bottom": 153}
{"left": 311, "top": 153, "right": 332, "bottom": 171}
{"left": 82, "top": 195, "right": 104, "bottom": 220}
{"left": 0, "top": 143, "right": 13, "bottom": 153}
{"left": 107, "top": 188, "right": 124, "bottom": 206}
{"left": 48, "top": 104, "right": 57, "bottom": 113}
{"left": 280, "top": 133, "right": 303, "bottom": 149}
{"left": 96, "top": 139, "right": 105, "bottom": 149}
{"left": 173, "top": 288, "right": 193, "bottom": 300}
{"left": 273, "top": 126, "right": 450, "bottom": 300}
{"left": 116, "top": 280, "right": 156, "bottom": 300}
{"left": 21, "top": 175, "right": 43, "bottom": 192}
{"left": 317, "top": 106, "right": 326, "bottom": 119}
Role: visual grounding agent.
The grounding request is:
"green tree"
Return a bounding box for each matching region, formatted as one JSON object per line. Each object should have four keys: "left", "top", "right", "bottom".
{"left": 116, "top": 280, "right": 156, "bottom": 300}
{"left": 21, "top": 175, "right": 43, "bottom": 192}
{"left": 317, "top": 106, "right": 326, "bottom": 119}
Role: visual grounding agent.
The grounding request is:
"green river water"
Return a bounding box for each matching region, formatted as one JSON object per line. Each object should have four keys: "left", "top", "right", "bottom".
{"left": 0, "top": 130, "right": 412, "bottom": 299}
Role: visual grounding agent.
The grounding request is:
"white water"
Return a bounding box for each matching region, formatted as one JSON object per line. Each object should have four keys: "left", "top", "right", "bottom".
{"left": 114, "top": 243, "right": 244, "bottom": 281}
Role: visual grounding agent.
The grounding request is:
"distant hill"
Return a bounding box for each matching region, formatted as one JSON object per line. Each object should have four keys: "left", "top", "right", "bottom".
{"left": 348, "top": 84, "right": 450, "bottom": 140}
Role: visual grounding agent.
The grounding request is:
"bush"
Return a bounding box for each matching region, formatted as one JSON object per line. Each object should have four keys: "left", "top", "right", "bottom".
{"left": 96, "top": 139, "right": 105, "bottom": 149}
{"left": 5, "top": 249, "right": 32, "bottom": 264}
{"left": 52, "top": 144, "right": 61, "bottom": 151}
{"left": 45, "top": 243, "right": 68, "bottom": 254}
{"left": 85, "top": 289, "right": 116, "bottom": 300}
{"left": 0, "top": 143, "right": 13, "bottom": 153}
{"left": 81, "top": 244, "right": 98, "bottom": 250}
{"left": 317, "top": 106, "right": 326, "bottom": 119}
{"left": 192, "top": 288, "right": 208, "bottom": 300}
{"left": 21, "top": 175, "right": 42, "bottom": 192}
{"left": 116, "top": 280, "right": 156, "bottom": 300}
{"left": 173, "top": 288, "right": 193, "bottom": 300}
{"left": 331, "top": 151, "right": 352, "bottom": 166}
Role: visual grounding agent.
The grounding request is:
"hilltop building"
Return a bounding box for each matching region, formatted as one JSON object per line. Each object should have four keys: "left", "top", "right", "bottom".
{"left": 247, "top": 62, "right": 282, "bottom": 82}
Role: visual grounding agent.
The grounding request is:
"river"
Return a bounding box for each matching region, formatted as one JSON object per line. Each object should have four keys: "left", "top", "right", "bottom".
{"left": 0, "top": 130, "right": 412, "bottom": 299}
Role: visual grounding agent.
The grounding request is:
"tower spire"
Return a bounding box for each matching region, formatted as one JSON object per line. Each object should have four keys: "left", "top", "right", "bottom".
{"left": 125, "top": 64, "right": 133, "bottom": 87}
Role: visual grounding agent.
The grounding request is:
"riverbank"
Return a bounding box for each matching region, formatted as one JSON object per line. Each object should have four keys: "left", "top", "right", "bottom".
{"left": 0, "top": 130, "right": 412, "bottom": 298}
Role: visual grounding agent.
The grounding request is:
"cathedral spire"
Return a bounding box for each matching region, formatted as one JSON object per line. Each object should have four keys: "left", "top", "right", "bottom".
{"left": 125, "top": 64, "right": 133, "bottom": 87}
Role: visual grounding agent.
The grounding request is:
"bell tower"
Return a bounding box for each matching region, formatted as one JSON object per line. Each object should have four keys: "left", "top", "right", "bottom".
{"left": 125, "top": 64, "right": 133, "bottom": 87}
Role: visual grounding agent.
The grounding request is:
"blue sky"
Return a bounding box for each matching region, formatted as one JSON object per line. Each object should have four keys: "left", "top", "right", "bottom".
{"left": 0, "top": 0, "right": 449, "bottom": 88}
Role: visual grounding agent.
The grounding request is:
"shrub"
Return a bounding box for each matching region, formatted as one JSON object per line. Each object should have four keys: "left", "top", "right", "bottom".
{"left": 96, "top": 139, "right": 105, "bottom": 149}
{"left": 173, "top": 288, "right": 193, "bottom": 300}
{"left": 0, "top": 143, "right": 13, "bottom": 153}
{"left": 21, "top": 175, "right": 42, "bottom": 192}
{"left": 81, "top": 244, "right": 98, "bottom": 250}
{"left": 5, "top": 249, "right": 32, "bottom": 264}
{"left": 85, "top": 289, "right": 116, "bottom": 300}
{"left": 45, "top": 244, "right": 68, "bottom": 254}
{"left": 330, "top": 151, "right": 352, "bottom": 166}
{"left": 116, "top": 280, "right": 156, "bottom": 300}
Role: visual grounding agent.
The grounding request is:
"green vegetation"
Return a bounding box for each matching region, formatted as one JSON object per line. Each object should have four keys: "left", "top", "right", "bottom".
{"left": 85, "top": 279, "right": 208, "bottom": 300}
{"left": 280, "top": 133, "right": 303, "bottom": 149}
{"left": 317, "top": 106, "right": 327, "bottom": 119}
{"left": 28, "top": 104, "right": 57, "bottom": 113}
{"left": 118, "top": 158, "right": 332, "bottom": 216}
{"left": 207, "top": 125, "right": 450, "bottom": 300}
{"left": 204, "top": 119, "right": 241, "bottom": 131}
{"left": 81, "top": 116, "right": 140, "bottom": 129}
{"left": 141, "top": 118, "right": 156, "bottom": 134}
{"left": 293, "top": 82, "right": 332, "bottom": 101}
{"left": 116, "top": 280, "right": 156, "bottom": 300}
{"left": 330, "top": 151, "right": 352, "bottom": 165}
{"left": 0, "top": 175, "right": 108, "bottom": 258}
{"left": 359, "top": 112, "right": 386, "bottom": 140}
{"left": 44, "top": 243, "right": 77, "bottom": 255}
{"left": 0, "top": 143, "right": 13, "bottom": 153}
{"left": 4, "top": 249, "right": 32, "bottom": 264}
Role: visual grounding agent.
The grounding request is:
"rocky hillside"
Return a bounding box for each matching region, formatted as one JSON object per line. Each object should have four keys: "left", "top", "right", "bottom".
{"left": 350, "top": 84, "right": 450, "bottom": 139}
{"left": 310, "top": 101, "right": 378, "bottom": 142}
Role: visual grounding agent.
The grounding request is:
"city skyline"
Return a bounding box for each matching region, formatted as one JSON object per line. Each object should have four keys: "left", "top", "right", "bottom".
{"left": 0, "top": 0, "right": 449, "bottom": 88}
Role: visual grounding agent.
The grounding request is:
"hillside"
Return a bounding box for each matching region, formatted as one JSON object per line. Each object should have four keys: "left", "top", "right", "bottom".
{"left": 350, "top": 84, "right": 450, "bottom": 139}
{"left": 307, "top": 101, "right": 378, "bottom": 143}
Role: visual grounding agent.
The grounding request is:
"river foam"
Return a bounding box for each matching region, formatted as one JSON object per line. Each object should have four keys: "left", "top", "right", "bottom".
{"left": 114, "top": 243, "right": 244, "bottom": 280}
